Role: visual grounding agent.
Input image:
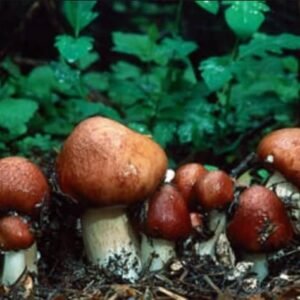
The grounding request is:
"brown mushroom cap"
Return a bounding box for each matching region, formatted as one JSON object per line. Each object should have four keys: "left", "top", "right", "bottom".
{"left": 0, "top": 157, "right": 50, "bottom": 216}
{"left": 257, "top": 128, "right": 300, "bottom": 188}
{"left": 173, "top": 163, "right": 207, "bottom": 204}
{"left": 146, "top": 184, "right": 192, "bottom": 240}
{"left": 227, "top": 185, "right": 294, "bottom": 252}
{"left": 0, "top": 215, "right": 34, "bottom": 251}
{"left": 56, "top": 117, "right": 168, "bottom": 206}
{"left": 194, "top": 170, "right": 234, "bottom": 211}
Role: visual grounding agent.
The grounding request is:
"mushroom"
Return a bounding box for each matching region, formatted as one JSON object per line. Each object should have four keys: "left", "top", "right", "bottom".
{"left": 257, "top": 128, "right": 300, "bottom": 235}
{"left": 140, "top": 184, "right": 192, "bottom": 271}
{"left": 56, "top": 117, "right": 168, "bottom": 281}
{"left": 193, "top": 170, "right": 234, "bottom": 260}
{"left": 227, "top": 185, "right": 294, "bottom": 281}
{"left": 172, "top": 163, "right": 207, "bottom": 206}
{"left": 0, "top": 156, "right": 49, "bottom": 285}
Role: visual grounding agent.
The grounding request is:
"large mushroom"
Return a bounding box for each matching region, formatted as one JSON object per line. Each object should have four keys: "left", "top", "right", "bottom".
{"left": 0, "top": 156, "right": 49, "bottom": 285}
{"left": 56, "top": 117, "right": 168, "bottom": 281}
{"left": 257, "top": 128, "right": 300, "bottom": 234}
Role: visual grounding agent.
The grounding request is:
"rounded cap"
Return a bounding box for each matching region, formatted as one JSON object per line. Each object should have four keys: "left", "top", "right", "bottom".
{"left": 257, "top": 128, "right": 300, "bottom": 188}
{"left": 227, "top": 185, "right": 294, "bottom": 252}
{"left": 194, "top": 170, "right": 234, "bottom": 210}
{"left": 173, "top": 163, "right": 207, "bottom": 204}
{"left": 0, "top": 157, "right": 50, "bottom": 216}
{"left": 56, "top": 117, "right": 168, "bottom": 206}
{"left": 0, "top": 215, "right": 35, "bottom": 251}
{"left": 146, "top": 184, "right": 192, "bottom": 240}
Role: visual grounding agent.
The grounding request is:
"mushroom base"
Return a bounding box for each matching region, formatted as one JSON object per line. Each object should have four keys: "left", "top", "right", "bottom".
{"left": 0, "top": 243, "right": 38, "bottom": 286}
{"left": 141, "top": 234, "right": 176, "bottom": 272}
{"left": 81, "top": 206, "right": 142, "bottom": 282}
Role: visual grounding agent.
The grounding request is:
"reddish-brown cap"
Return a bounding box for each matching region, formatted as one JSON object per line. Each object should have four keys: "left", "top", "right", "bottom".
{"left": 173, "top": 163, "right": 207, "bottom": 204}
{"left": 0, "top": 215, "right": 35, "bottom": 251}
{"left": 257, "top": 128, "right": 300, "bottom": 188}
{"left": 146, "top": 184, "right": 192, "bottom": 240}
{"left": 227, "top": 185, "right": 294, "bottom": 252}
{"left": 194, "top": 170, "right": 234, "bottom": 211}
{"left": 56, "top": 117, "right": 168, "bottom": 206}
{"left": 0, "top": 157, "right": 50, "bottom": 216}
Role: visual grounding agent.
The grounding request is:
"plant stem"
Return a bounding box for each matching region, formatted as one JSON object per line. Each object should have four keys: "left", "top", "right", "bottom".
{"left": 174, "top": 0, "right": 184, "bottom": 36}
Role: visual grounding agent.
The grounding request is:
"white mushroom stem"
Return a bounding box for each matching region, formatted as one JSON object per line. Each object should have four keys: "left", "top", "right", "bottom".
{"left": 1, "top": 243, "right": 38, "bottom": 286}
{"left": 266, "top": 171, "right": 300, "bottom": 235}
{"left": 140, "top": 234, "right": 175, "bottom": 272}
{"left": 196, "top": 210, "right": 227, "bottom": 258}
{"left": 81, "top": 206, "right": 142, "bottom": 282}
{"left": 241, "top": 252, "right": 268, "bottom": 282}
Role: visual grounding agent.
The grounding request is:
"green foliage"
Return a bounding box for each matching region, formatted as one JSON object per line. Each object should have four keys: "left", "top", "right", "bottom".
{"left": 195, "top": 0, "right": 219, "bottom": 15}
{"left": 0, "top": 0, "right": 299, "bottom": 167}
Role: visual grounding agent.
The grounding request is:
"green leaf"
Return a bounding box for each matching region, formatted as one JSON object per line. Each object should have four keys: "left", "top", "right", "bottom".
{"left": 224, "top": 1, "right": 269, "bottom": 39}
{"left": 152, "top": 121, "right": 176, "bottom": 147}
{"left": 239, "top": 33, "right": 300, "bottom": 58}
{"left": 55, "top": 35, "right": 94, "bottom": 63}
{"left": 83, "top": 72, "right": 109, "bottom": 91}
{"left": 0, "top": 99, "right": 38, "bottom": 136}
{"left": 195, "top": 0, "right": 219, "bottom": 15}
{"left": 200, "top": 56, "right": 233, "bottom": 91}
{"left": 113, "top": 32, "right": 155, "bottom": 62}
{"left": 127, "top": 122, "right": 150, "bottom": 135}
{"left": 78, "top": 51, "right": 99, "bottom": 70}
{"left": 63, "top": 0, "right": 98, "bottom": 36}
{"left": 51, "top": 62, "right": 80, "bottom": 95}
{"left": 25, "top": 66, "right": 56, "bottom": 98}
{"left": 125, "top": 105, "right": 154, "bottom": 122}
{"left": 112, "top": 61, "right": 141, "bottom": 80}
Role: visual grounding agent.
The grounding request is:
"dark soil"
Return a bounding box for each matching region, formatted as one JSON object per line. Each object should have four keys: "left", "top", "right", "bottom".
{"left": 1, "top": 159, "right": 300, "bottom": 300}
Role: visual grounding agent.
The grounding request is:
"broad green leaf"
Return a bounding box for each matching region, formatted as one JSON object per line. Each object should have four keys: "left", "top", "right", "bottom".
{"left": 25, "top": 66, "right": 56, "bottom": 98}
{"left": 200, "top": 56, "right": 233, "bottom": 91}
{"left": 125, "top": 105, "right": 154, "bottom": 122}
{"left": 51, "top": 62, "right": 80, "bottom": 95}
{"left": 1, "top": 58, "right": 21, "bottom": 78}
{"left": 112, "top": 61, "right": 141, "bottom": 80}
{"left": 178, "top": 122, "right": 194, "bottom": 144}
{"left": 0, "top": 99, "right": 38, "bottom": 135}
{"left": 16, "top": 134, "right": 59, "bottom": 155}
{"left": 83, "top": 72, "right": 109, "bottom": 91}
{"left": 113, "top": 32, "right": 155, "bottom": 62}
{"left": 63, "top": 1, "right": 98, "bottom": 36}
{"left": 78, "top": 52, "right": 99, "bottom": 70}
{"left": 195, "top": 0, "right": 219, "bottom": 15}
{"left": 153, "top": 121, "right": 176, "bottom": 147}
{"left": 239, "top": 33, "right": 300, "bottom": 58}
{"left": 55, "top": 35, "right": 94, "bottom": 63}
{"left": 224, "top": 1, "right": 269, "bottom": 39}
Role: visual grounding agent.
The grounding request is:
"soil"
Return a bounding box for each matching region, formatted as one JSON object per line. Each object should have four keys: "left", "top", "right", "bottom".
{"left": 1, "top": 159, "right": 300, "bottom": 300}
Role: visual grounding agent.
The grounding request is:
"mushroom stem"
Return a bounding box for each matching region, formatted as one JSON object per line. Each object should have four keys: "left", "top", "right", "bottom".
{"left": 81, "top": 206, "right": 142, "bottom": 282}
{"left": 266, "top": 171, "right": 300, "bottom": 235}
{"left": 0, "top": 243, "right": 38, "bottom": 285}
{"left": 140, "top": 233, "right": 175, "bottom": 272}
{"left": 241, "top": 252, "right": 268, "bottom": 282}
{"left": 196, "top": 210, "right": 227, "bottom": 258}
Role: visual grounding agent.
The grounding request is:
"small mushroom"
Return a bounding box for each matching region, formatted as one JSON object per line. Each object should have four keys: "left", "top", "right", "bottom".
{"left": 257, "top": 128, "right": 300, "bottom": 235}
{"left": 56, "top": 117, "right": 168, "bottom": 281}
{"left": 173, "top": 163, "right": 207, "bottom": 206}
{"left": 194, "top": 170, "right": 234, "bottom": 260}
{"left": 0, "top": 156, "right": 49, "bottom": 285}
{"left": 227, "top": 185, "right": 294, "bottom": 281}
{"left": 140, "top": 184, "right": 192, "bottom": 271}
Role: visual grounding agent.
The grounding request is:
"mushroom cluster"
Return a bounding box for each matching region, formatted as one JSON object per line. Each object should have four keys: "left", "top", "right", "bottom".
{"left": 0, "top": 156, "right": 49, "bottom": 285}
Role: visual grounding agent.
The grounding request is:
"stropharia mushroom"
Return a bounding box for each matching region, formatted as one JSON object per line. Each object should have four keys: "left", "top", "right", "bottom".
{"left": 0, "top": 156, "right": 49, "bottom": 285}
{"left": 173, "top": 163, "right": 207, "bottom": 206}
{"left": 140, "top": 184, "right": 192, "bottom": 271}
{"left": 227, "top": 185, "right": 293, "bottom": 252}
{"left": 56, "top": 117, "right": 168, "bottom": 281}
{"left": 257, "top": 128, "right": 300, "bottom": 235}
